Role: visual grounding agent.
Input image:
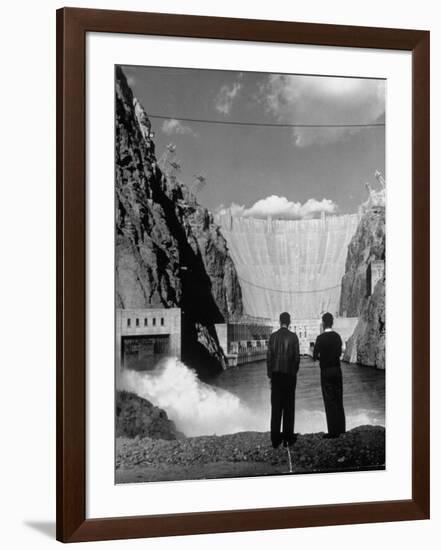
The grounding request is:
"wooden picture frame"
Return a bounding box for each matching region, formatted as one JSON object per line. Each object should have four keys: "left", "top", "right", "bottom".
{"left": 56, "top": 7, "right": 430, "bottom": 542}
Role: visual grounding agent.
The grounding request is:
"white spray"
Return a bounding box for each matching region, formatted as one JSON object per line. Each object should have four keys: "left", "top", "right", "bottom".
{"left": 119, "top": 357, "right": 264, "bottom": 437}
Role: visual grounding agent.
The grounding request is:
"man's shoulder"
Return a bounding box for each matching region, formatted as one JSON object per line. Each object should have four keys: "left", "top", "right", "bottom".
{"left": 271, "top": 328, "right": 297, "bottom": 339}
{"left": 281, "top": 329, "right": 298, "bottom": 343}
{"left": 321, "top": 330, "right": 342, "bottom": 341}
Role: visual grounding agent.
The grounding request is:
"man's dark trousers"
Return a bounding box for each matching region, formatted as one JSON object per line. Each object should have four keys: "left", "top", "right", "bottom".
{"left": 270, "top": 372, "right": 297, "bottom": 447}
{"left": 320, "top": 366, "right": 346, "bottom": 436}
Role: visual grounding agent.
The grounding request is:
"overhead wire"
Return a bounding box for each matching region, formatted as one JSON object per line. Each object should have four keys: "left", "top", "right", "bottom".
{"left": 149, "top": 113, "right": 385, "bottom": 129}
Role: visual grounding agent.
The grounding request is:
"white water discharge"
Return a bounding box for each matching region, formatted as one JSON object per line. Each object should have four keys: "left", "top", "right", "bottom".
{"left": 120, "top": 357, "right": 266, "bottom": 437}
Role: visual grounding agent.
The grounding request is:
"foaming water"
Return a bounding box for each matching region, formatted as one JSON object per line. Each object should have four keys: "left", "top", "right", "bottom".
{"left": 119, "top": 357, "right": 267, "bottom": 437}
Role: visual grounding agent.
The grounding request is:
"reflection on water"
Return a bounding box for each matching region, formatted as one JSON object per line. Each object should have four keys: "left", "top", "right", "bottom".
{"left": 211, "top": 356, "right": 385, "bottom": 434}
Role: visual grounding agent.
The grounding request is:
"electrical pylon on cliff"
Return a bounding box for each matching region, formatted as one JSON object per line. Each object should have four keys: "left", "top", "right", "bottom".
{"left": 158, "top": 142, "right": 183, "bottom": 185}
{"left": 191, "top": 174, "right": 207, "bottom": 196}
{"left": 361, "top": 170, "right": 386, "bottom": 213}
{"left": 375, "top": 170, "right": 386, "bottom": 189}
{"left": 159, "top": 142, "right": 177, "bottom": 170}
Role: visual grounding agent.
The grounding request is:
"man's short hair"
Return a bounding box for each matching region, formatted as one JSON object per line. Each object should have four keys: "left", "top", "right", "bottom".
{"left": 280, "top": 312, "right": 291, "bottom": 326}
{"left": 322, "top": 312, "right": 334, "bottom": 328}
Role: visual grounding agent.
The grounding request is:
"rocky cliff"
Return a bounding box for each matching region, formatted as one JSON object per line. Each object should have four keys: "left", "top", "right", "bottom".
{"left": 116, "top": 390, "right": 183, "bottom": 440}
{"left": 344, "top": 278, "right": 385, "bottom": 368}
{"left": 115, "top": 67, "right": 243, "bottom": 376}
{"left": 339, "top": 208, "right": 385, "bottom": 317}
{"left": 340, "top": 206, "right": 385, "bottom": 368}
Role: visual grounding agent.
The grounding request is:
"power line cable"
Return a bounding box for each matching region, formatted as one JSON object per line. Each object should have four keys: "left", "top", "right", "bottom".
{"left": 237, "top": 276, "right": 341, "bottom": 294}
{"left": 150, "top": 114, "right": 385, "bottom": 129}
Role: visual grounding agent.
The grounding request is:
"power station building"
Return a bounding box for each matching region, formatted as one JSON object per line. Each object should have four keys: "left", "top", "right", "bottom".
{"left": 116, "top": 308, "right": 181, "bottom": 371}
{"left": 215, "top": 317, "right": 274, "bottom": 366}
{"left": 214, "top": 316, "right": 358, "bottom": 361}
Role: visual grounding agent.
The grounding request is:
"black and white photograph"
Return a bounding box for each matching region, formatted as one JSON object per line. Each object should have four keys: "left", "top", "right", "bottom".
{"left": 114, "top": 64, "right": 386, "bottom": 483}
{"left": 0, "top": 0, "right": 434, "bottom": 546}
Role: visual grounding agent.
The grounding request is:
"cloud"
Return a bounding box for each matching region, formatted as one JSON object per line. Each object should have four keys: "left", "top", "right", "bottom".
{"left": 161, "top": 119, "right": 197, "bottom": 137}
{"left": 214, "top": 78, "right": 243, "bottom": 115}
{"left": 259, "top": 74, "right": 385, "bottom": 147}
{"left": 218, "top": 195, "right": 338, "bottom": 220}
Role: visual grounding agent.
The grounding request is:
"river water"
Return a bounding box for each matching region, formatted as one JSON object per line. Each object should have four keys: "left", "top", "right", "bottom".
{"left": 120, "top": 356, "right": 385, "bottom": 437}
{"left": 210, "top": 356, "right": 385, "bottom": 434}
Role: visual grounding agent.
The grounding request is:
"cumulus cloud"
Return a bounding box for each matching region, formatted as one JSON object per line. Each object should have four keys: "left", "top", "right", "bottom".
{"left": 161, "top": 119, "right": 197, "bottom": 137}
{"left": 214, "top": 78, "right": 243, "bottom": 115}
{"left": 218, "top": 195, "right": 338, "bottom": 220}
{"left": 259, "top": 74, "right": 385, "bottom": 147}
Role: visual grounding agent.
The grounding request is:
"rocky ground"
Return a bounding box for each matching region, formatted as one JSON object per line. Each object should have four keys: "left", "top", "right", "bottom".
{"left": 116, "top": 425, "right": 385, "bottom": 483}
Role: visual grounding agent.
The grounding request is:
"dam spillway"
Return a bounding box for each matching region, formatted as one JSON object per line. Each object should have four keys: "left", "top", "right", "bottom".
{"left": 216, "top": 213, "right": 360, "bottom": 320}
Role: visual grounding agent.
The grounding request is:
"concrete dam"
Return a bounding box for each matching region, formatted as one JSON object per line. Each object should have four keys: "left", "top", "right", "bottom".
{"left": 216, "top": 212, "right": 360, "bottom": 321}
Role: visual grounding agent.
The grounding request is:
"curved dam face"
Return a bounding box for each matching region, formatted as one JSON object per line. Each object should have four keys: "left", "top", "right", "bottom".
{"left": 216, "top": 213, "right": 360, "bottom": 320}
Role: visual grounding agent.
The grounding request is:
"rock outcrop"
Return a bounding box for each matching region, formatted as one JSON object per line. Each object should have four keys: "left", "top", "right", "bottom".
{"left": 340, "top": 206, "right": 385, "bottom": 368}
{"left": 339, "top": 208, "right": 385, "bottom": 317}
{"left": 115, "top": 67, "right": 243, "bottom": 376}
{"left": 116, "top": 390, "right": 183, "bottom": 440}
{"left": 344, "top": 278, "right": 385, "bottom": 368}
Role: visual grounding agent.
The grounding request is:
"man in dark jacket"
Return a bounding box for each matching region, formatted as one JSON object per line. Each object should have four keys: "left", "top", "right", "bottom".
{"left": 313, "top": 312, "right": 346, "bottom": 438}
{"left": 267, "top": 312, "right": 300, "bottom": 448}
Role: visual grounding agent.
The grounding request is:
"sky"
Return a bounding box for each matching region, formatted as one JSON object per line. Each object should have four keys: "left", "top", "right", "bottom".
{"left": 120, "top": 65, "right": 385, "bottom": 218}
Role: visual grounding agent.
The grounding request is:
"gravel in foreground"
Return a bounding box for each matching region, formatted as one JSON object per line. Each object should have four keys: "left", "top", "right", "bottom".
{"left": 116, "top": 425, "right": 385, "bottom": 483}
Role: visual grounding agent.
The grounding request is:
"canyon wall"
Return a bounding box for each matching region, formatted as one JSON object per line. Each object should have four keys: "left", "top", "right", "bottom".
{"left": 115, "top": 67, "right": 243, "bottom": 376}
{"left": 340, "top": 207, "right": 386, "bottom": 368}
{"left": 216, "top": 213, "right": 360, "bottom": 320}
{"left": 339, "top": 208, "right": 385, "bottom": 317}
